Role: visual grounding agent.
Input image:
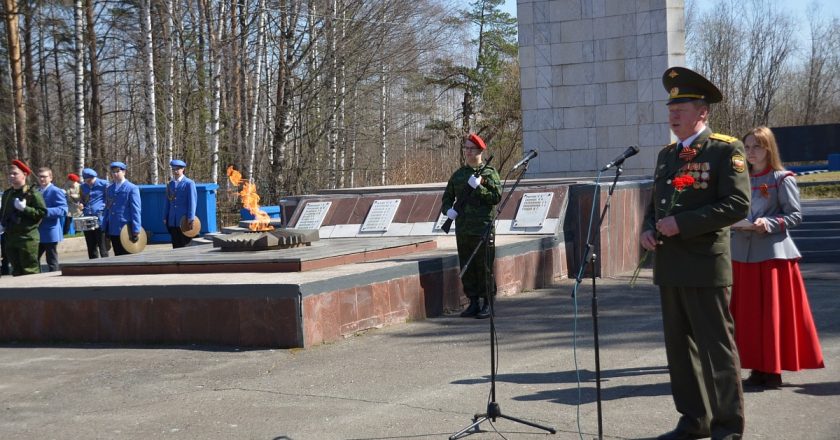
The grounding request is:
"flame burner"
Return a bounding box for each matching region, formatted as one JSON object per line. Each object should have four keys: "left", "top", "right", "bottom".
{"left": 211, "top": 228, "right": 320, "bottom": 252}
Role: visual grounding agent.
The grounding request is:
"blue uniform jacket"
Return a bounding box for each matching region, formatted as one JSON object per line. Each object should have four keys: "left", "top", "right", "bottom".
{"left": 38, "top": 184, "right": 68, "bottom": 243}
{"left": 81, "top": 178, "right": 109, "bottom": 224}
{"left": 102, "top": 180, "right": 142, "bottom": 236}
{"left": 163, "top": 176, "right": 197, "bottom": 226}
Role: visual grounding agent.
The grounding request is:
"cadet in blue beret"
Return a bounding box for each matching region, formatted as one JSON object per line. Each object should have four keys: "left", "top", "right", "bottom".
{"left": 640, "top": 66, "right": 750, "bottom": 440}
{"left": 81, "top": 167, "right": 110, "bottom": 258}
{"left": 102, "top": 161, "right": 141, "bottom": 255}
{"left": 164, "top": 159, "right": 198, "bottom": 248}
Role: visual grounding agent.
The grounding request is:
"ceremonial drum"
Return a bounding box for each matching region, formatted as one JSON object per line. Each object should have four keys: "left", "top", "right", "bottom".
{"left": 73, "top": 216, "right": 100, "bottom": 231}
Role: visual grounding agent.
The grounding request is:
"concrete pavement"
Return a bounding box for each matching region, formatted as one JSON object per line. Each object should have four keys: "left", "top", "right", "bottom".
{"left": 1, "top": 261, "right": 838, "bottom": 439}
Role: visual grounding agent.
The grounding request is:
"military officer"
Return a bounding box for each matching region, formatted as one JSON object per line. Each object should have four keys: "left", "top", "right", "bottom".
{"left": 440, "top": 133, "right": 502, "bottom": 319}
{"left": 163, "top": 159, "right": 198, "bottom": 248}
{"left": 1, "top": 160, "right": 47, "bottom": 276}
{"left": 80, "top": 168, "right": 110, "bottom": 258}
{"left": 102, "top": 161, "right": 142, "bottom": 256}
{"left": 640, "top": 67, "right": 751, "bottom": 440}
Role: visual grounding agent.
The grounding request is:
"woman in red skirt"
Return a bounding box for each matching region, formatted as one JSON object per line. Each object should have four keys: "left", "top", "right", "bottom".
{"left": 730, "top": 126, "right": 824, "bottom": 388}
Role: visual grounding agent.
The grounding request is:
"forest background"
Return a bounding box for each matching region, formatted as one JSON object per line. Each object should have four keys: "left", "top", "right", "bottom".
{"left": 1, "top": 0, "right": 839, "bottom": 214}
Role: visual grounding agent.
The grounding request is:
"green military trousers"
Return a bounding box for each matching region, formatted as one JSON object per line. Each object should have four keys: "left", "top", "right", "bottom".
{"left": 659, "top": 285, "right": 744, "bottom": 439}
{"left": 456, "top": 234, "right": 496, "bottom": 299}
{"left": 6, "top": 238, "right": 41, "bottom": 276}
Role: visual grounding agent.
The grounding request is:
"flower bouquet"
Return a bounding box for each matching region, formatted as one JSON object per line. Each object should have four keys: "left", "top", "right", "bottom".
{"left": 629, "top": 174, "right": 696, "bottom": 287}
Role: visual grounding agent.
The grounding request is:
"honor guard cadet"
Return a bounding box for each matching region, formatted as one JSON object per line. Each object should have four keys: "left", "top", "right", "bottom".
{"left": 0, "top": 160, "right": 47, "bottom": 276}
{"left": 440, "top": 133, "right": 502, "bottom": 319}
{"left": 640, "top": 67, "right": 751, "bottom": 440}
{"left": 36, "top": 167, "right": 69, "bottom": 272}
{"left": 164, "top": 159, "right": 198, "bottom": 248}
{"left": 102, "top": 161, "right": 142, "bottom": 256}
{"left": 80, "top": 168, "right": 110, "bottom": 258}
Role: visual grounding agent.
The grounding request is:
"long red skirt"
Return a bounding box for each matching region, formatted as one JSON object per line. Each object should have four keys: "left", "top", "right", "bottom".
{"left": 730, "top": 259, "right": 824, "bottom": 373}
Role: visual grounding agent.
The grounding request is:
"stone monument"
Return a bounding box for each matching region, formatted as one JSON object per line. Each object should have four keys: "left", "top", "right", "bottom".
{"left": 517, "top": 0, "right": 685, "bottom": 177}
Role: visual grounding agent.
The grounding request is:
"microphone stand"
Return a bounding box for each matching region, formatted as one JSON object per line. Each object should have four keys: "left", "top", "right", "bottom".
{"left": 571, "top": 164, "right": 624, "bottom": 440}
{"left": 450, "top": 161, "right": 556, "bottom": 439}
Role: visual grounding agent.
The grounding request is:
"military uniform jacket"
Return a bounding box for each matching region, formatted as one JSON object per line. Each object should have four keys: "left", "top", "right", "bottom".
{"left": 731, "top": 168, "right": 801, "bottom": 262}
{"left": 37, "top": 183, "right": 68, "bottom": 243}
{"left": 164, "top": 176, "right": 197, "bottom": 226}
{"left": 440, "top": 164, "right": 502, "bottom": 235}
{"left": 81, "top": 178, "right": 109, "bottom": 224}
{"left": 102, "top": 180, "right": 142, "bottom": 236}
{"left": 64, "top": 181, "right": 82, "bottom": 216}
{"left": 0, "top": 185, "right": 47, "bottom": 246}
{"left": 643, "top": 128, "right": 751, "bottom": 287}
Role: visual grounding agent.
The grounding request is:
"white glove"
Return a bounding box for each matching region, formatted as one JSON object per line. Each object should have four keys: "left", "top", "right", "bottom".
{"left": 0, "top": 223, "right": 4, "bottom": 235}
{"left": 446, "top": 208, "right": 458, "bottom": 220}
{"left": 468, "top": 175, "right": 482, "bottom": 189}
{"left": 14, "top": 197, "right": 26, "bottom": 211}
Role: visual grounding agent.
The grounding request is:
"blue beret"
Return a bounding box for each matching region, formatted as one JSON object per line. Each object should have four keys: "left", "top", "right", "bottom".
{"left": 82, "top": 168, "right": 98, "bottom": 178}
{"left": 109, "top": 161, "right": 127, "bottom": 170}
{"left": 170, "top": 159, "right": 187, "bottom": 168}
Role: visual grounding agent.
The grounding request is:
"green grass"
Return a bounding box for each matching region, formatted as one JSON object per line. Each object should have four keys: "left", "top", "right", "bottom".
{"left": 801, "top": 185, "right": 840, "bottom": 199}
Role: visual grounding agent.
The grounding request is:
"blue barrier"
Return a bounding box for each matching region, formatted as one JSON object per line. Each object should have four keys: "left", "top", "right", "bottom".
{"left": 138, "top": 183, "right": 219, "bottom": 243}
{"left": 240, "top": 205, "right": 281, "bottom": 220}
{"left": 829, "top": 154, "right": 840, "bottom": 171}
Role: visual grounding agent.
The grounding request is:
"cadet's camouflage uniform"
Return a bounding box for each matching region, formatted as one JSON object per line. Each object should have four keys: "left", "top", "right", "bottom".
{"left": 1, "top": 185, "right": 47, "bottom": 276}
{"left": 440, "top": 164, "right": 502, "bottom": 300}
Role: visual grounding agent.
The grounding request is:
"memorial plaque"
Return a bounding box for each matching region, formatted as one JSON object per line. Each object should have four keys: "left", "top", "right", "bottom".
{"left": 513, "top": 192, "right": 554, "bottom": 228}
{"left": 295, "top": 201, "right": 332, "bottom": 230}
{"left": 360, "top": 199, "right": 401, "bottom": 232}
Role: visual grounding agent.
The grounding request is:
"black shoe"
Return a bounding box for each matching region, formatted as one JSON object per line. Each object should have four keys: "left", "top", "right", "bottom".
{"left": 742, "top": 370, "right": 764, "bottom": 387}
{"left": 475, "top": 298, "right": 491, "bottom": 319}
{"left": 459, "top": 298, "right": 480, "bottom": 317}
{"left": 656, "top": 428, "right": 710, "bottom": 440}
{"left": 763, "top": 373, "right": 782, "bottom": 388}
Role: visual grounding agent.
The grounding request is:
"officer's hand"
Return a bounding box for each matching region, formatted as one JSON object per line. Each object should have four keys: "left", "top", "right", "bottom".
{"left": 163, "top": 218, "right": 168, "bottom": 227}
{"left": 640, "top": 230, "right": 658, "bottom": 251}
{"left": 656, "top": 216, "right": 680, "bottom": 237}
{"left": 13, "top": 198, "right": 26, "bottom": 211}
{"left": 0, "top": 223, "right": 5, "bottom": 235}
{"left": 468, "top": 175, "right": 482, "bottom": 189}
{"left": 130, "top": 233, "right": 139, "bottom": 243}
{"left": 446, "top": 208, "right": 458, "bottom": 220}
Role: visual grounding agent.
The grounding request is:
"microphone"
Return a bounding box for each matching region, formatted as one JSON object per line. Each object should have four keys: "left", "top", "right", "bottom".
{"left": 511, "top": 150, "right": 538, "bottom": 171}
{"left": 600, "top": 145, "right": 640, "bottom": 171}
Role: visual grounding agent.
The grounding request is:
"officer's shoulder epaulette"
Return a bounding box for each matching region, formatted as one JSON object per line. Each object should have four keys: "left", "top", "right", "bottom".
{"left": 664, "top": 142, "right": 677, "bottom": 152}
{"left": 709, "top": 133, "right": 738, "bottom": 144}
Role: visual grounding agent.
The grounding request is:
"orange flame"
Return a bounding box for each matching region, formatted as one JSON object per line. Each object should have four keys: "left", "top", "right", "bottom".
{"left": 226, "top": 165, "right": 273, "bottom": 231}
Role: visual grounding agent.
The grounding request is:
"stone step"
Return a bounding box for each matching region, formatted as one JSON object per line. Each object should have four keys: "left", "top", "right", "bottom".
{"left": 791, "top": 236, "right": 840, "bottom": 252}
{"left": 800, "top": 249, "right": 840, "bottom": 263}
{"left": 803, "top": 214, "right": 840, "bottom": 222}
{"left": 790, "top": 228, "right": 840, "bottom": 237}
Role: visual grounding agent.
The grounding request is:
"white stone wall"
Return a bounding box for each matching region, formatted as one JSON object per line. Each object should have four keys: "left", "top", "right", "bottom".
{"left": 518, "top": 0, "right": 685, "bottom": 177}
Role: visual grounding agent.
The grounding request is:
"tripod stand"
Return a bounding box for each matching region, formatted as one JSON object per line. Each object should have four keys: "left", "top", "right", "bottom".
{"left": 571, "top": 165, "right": 624, "bottom": 440}
{"left": 450, "top": 162, "right": 556, "bottom": 439}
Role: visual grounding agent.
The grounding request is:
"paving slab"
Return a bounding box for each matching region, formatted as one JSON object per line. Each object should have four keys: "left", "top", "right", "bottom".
{"left": 1, "top": 262, "right": 837, "bottom": 439}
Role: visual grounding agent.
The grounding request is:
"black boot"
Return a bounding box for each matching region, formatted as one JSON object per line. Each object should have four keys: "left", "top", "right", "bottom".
{"left": 475, "top": 297, "right": 491, "bottom": 319}
{"left": 459, "top": 297, "right": 480, "bottom": 317}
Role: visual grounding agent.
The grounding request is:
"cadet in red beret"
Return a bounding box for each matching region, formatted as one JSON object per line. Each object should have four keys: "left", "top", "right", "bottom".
{"left": 64, "top": 173, "right": 83, "bottom": 234}
{"left": 439, "top": 133, "right": 501, "bottom": 319}
{"left": 1, "top": 160, "right": 47, "bottom": 276}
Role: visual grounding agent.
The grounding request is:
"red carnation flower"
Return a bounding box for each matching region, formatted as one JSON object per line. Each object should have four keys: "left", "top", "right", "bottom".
{"left": 672, "top": 174, "right": 696, "bottom": 191}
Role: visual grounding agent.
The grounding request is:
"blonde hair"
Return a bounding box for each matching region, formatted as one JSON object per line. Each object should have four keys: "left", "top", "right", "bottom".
{"left": 742, "top": 126, "right": 784, "bottom": 171}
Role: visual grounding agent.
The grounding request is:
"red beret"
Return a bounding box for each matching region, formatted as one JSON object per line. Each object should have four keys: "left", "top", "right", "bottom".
{"left": 68, "top": 173, "right": 81, "bottom": 182}
{"left": 11, "top": 159, "right": 32, "bottom": 176}
{"left": 467, "top": 133, "right": 486, "bottom": 150}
